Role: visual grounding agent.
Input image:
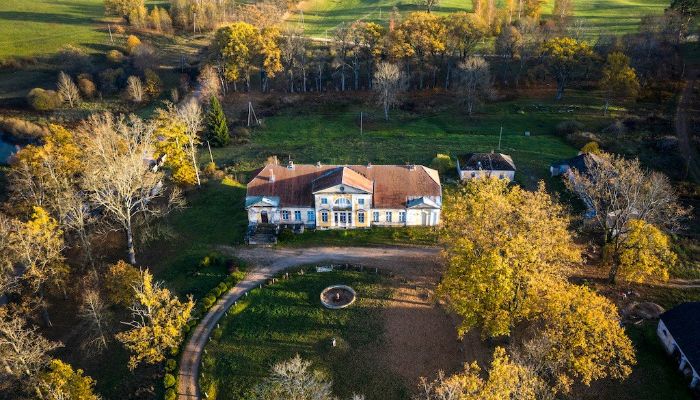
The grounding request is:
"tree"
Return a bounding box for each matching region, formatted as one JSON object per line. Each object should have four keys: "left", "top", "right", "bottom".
{"left": 105, "top": 0, "right": 144, "bottom": 18}
{"left": 249, "top": 355, "right": 335, "bottom": 400}
{"left": 125, "top": 35, "right": 142, "bottom": 54}
{"left": 205, "top": 96, "right": 230, "bottom": 147}
{"left": 438, "top": 179, "right": 580, "bottom": 337}
{"left": 457, "top": 56, "right": 492, "bottom": 115}
{"left": 566, "top": 153, "right": 684, "bottom": 283}
{"left": 0, "top": 311, "right": 61, "bottom": 381}
{"left": 616, "top": 219, "right": 677, "bottom": 284}
{"left": 153, "top": 103, "right": 197, "bottom": 186}
{"left": 0, "top": 214, "right": 18, "bottom": 296}
{"left": 126, "top": 76, "right": 145, "bottom": 103}
{"left": 541, "top": 37, "right": 593, "bottom": 100}
{"left": 78, "top": 272, "right": 112, "bottom": 357}
{"left": 522, "top": 0, "right": 546, "bottom": 19}
{"left": 442, "top": 13, "right": 488, "bottom": 88}
{"left": 420, "top": 0, "right": 440, "bottom": 13}
{"left": 116, "top": 269, "right": 194, "bottom": 370}
{"left": 552, "top": 0, "right": 574, "bottom": 25}
{"left": 178, "top": 99, "right": 204, "bottom": 186}
{"left": 36, "top": 359, "right": 101, "bottom": 400}
{"left": 104, "top": 260, "right": 141, "bottom": 307}
{"left": 373, "top": 62, "right": 404, "bottom": 121}
{"left": 57, "top": 71, "right": 80, "bottom": 108}
{"left": 416, "top": 347, "right": 553, "bottom": 400}
{"left": 79, "top": 113, "right": 171, "bottom": 265}
{"left": 600, "top": 52, "right": 640, "bottom": 114}
{"left": 580, "top": 141, "right": 601, "bottom": 154}
{"left": 198, "top": 64, "right": 222, "bottom": 101}
{"left": 519, "top": 281, "right": 636, "bottom": 393}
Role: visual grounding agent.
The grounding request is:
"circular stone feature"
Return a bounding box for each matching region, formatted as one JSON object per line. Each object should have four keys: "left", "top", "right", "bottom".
{"left": 320, "top": 285, "right": 356, "bottom": 309}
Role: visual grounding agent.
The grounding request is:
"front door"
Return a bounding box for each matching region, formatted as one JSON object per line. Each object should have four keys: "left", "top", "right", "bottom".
{"left": 261, "top": 211, "right": 268, "bottom": 223}
{"left": 334, "top": 212, "right": 352, "bottom": 228}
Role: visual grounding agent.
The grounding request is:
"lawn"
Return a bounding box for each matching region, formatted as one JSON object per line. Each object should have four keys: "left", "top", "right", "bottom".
{"left": 199, "top": 269, "right": 408, "bottom": 400}
{"left": 287, "top": 0, "right": 668, "bottom": 38}
{"left": 212, "top": 89, "right": 615, "bottom": 189}
{"left": 277, "top": 226, "right": 439, "bottom": 247}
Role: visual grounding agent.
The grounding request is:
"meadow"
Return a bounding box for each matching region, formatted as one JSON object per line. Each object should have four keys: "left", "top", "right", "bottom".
{"left": 287, "top": 0, "right": 669, "bottom": 38}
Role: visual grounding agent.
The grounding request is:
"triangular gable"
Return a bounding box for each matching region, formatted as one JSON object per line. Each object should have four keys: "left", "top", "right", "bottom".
{"left": 406, "top": 197, "right": 441, "bottom": 209}
{"left": 245, "top": 196, "right": 280, "bottom": 208}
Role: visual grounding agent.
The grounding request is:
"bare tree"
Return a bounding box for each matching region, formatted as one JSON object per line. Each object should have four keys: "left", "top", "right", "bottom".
{"left": 57, "top": 71, "right": 80, "bottom": 108}
{"left": 250, "top": 355, "right": 335, "bottom": 400}
{"left": 373, "top": 62, "right": 404, "bottom": 121}
{"left": 177, "top": 99, "right": 204, "bottom": 186}
{"left": 78, "top": 273, "right": 112, "bottom": 357}
{"left": 280, "top": 27, "right": 305, "bottom": 93}
{"left": 198, "top": 64, "right": 222, "bottom": 101}
{"left": 457, "top": 56, "right": 492, "bottom": 115}
{"left": 0, "top": 312, "right": 61, "bottom": 380}
{"left": 126, "top": 76, "right": 145, "bottom": 103}
{"left": 567, "top": 153, "right": 685, "bottom": 283}
{"left": 80, "top": 113, "right": 174, "bottom": 265}
{"left": 0, "top": 214, "right": 18, "bottom": 297}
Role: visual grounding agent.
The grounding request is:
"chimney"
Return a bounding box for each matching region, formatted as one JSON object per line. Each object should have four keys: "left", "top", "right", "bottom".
{"left": 367, "top": 162, "right": 372, "bottom": 168}
{"left": 477, "top": 161, "right": 482, "bottom": 170}
{"left": 406, "top": 162, "right": 415, "bottom": 171}
{"left": 316, "top": 161, "right": 322, "bottom": 168}
{"left": 287, "top": 160, "right": 294, "bottom": 170}
{"left": 269, "top": 169, "right": 275, "bottom": 182}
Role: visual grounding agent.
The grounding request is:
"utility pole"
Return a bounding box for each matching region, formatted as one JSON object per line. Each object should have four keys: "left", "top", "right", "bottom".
{"left": 207, "top": 141, "right": 214, "bottom": 164}
{"left": 193, "top": 12, "right": 197, "bottom": 34}
{"left": 360, "top": 112, "right": 363, "bottom": 135}
{"left": 108, "top": 24, "right": 114, "bottom": 44}
{"left": 247, "top": 102, "right": 259, "bottom": 127}
{"left": 498, "top": 126, "right": 503, "bottom": 151}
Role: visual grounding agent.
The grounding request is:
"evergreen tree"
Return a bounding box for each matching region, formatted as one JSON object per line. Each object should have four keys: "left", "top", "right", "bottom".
{"left": 205, "top": 96, "right": 230, "bottom": 147}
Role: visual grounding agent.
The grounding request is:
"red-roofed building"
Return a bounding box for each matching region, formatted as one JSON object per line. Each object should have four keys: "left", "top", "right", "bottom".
{"left": 246, "top": 161, "right": 442, "bottom": 229}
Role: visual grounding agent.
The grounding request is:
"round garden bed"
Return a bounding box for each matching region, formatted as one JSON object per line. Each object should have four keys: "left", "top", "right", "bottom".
{"left": 320, "top": 285, "right": 356, "bottom": 309}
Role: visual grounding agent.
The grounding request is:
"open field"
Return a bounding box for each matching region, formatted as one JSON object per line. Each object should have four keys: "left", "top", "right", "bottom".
{"left": 287, "top": 0, "right": 669, "bottom": 38}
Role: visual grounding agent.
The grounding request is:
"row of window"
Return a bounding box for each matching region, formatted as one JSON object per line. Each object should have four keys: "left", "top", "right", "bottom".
{"left": 320, "top": 197, "right": 366, "bottom": 206}
{"left": 281, "top": 210, "right": 407, "bottom": 224}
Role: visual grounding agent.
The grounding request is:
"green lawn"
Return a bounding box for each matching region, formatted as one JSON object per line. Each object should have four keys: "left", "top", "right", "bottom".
{"left": 199, "top": 269, "right": 406, "bottom": 400}
{"left": 277, "top": 226, "right": 439, "bottom": 247}
{"left": 287, "top": 0, "right": 668, "bottom": 38}
{"left": 212, "top": 90, "right": 618, "bottom": 189}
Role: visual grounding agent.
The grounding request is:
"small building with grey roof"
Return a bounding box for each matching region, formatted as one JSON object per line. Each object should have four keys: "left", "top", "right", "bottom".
{"left": 456, "top": 152, "right": 516, "bottom": 182}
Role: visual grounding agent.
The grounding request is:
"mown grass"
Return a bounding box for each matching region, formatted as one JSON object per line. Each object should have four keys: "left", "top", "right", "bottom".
{"left": 277, "top": 226, "right": 439, "bottom": 247}
{"left": 199, "top": 269, "right": 406, "bottom": 400}
{"left": 287, "top": 0, "right": 668, "bottom": 38}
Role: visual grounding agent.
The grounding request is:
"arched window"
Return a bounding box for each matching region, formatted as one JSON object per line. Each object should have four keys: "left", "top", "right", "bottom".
{"left": 334, "top": 198, "right": 351, "bottom": 207}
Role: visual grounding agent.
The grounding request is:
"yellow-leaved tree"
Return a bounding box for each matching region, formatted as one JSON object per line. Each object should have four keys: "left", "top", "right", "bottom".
{"left": 541, "top": 37, "right": 593, "bottom": 100}
{"left": 104, "top": 260, "right": 141, "bottom": 308}
{"left": 36, "top": 359, "right": 101, "bottom": 400}
{"left": 116, "top": 269, "right": 194, "bottom": 370}
{"left": 439, "top": 178, "right": 580, "bottom": 337}
{"left": 153, "top": 104, "right": 197, "bottom": 186}
{"left": 617, "top": 219, "right": 677, "bottom": 284}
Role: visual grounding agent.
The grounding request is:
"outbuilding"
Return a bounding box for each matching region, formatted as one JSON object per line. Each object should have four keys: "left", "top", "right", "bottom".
{"left": 657, "top": 302, "right": 700, "bottom": 391}
{"left": 456, "top": 152, "right": 516, "bottom": 182}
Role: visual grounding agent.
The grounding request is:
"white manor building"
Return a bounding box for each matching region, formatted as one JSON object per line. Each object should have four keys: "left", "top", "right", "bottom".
{"left": 245, "top": 162, "right": 442, "bottom": 230}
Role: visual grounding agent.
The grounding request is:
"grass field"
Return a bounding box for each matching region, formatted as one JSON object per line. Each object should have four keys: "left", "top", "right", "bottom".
{"left": 199, "top": 269, "right": 407, "bottom": 400}
{"left": 288, "top": 0, "right": 669, "bottom": 38}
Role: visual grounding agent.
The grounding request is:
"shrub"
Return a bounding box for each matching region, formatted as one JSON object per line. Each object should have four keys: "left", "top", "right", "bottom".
{"left": 144, "top": 69, "right": 161, "bottom": 97}
{"left": 165, "top": 359, "right": 177, "bottom": 372}
{"left": 163, "top": 373, "right": 176, "bottom": 389}
{"left": 126, "top": 35, "right": 141, "bottom": 54}
{"left": 211, "top": 327, "right": 223, "bottom": 341}
{"left": 202, "top": 295, "right": 216, "bottom": 310}
{"left": 52, "top": 45, "right": 91, "bottom": 72}
{"left": 27, "top": 88, "right": 61, "bottom": 111}
{"left": 232, "top": 127, "right": 251, "bottom": 143}
{"left": 555, "top": 120, "right": 584, "bottom": 136}
{"left": 0, "top": 117, "right": 48, "bottom": 141}
{"left": 429, "top": 153, "right": 454, "bottom": 175}
{"left": 565, "top": 131, "right": 599, "bottom": 149}
{"left": 99, "top": 68, "right": 125, "bottom": 95}
{"left": 580, "top": 141, "right": 601, "bottom": 154}
{"left": 165, "top": 388, "right": 177, "bottom": 400}
{"left": 106, "top": 49, "right": 125, "bottom": 64}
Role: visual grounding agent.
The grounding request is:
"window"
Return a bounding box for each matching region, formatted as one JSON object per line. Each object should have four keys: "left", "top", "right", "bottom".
{"left": 294, "top": 211, "right": 302, "bottom": 221}
{"left": 334, "top": 198, "right": 351, "bottom": 207}
{"left": 399, "top": 211, "right": 406, "bottom": 223}
{"left": 321, "top": 197, "right": 328, "bottom": 205}
{"left": 282, "top": 210, "right": 290, "bottom": 220}
{"left": 340, "top": 213, "right": 347, "bottom": 223}
{"left": 373, "top": 211, "right": 380, "bottom": 222}
{"left": 358, "top": 198, "right": 365, "bottom": 205}
{"left": 321, "top": 211, "right": 328, "bottom": 223}
{"left": 307, "top": 210, "right": 315, "bottom": 221}
{"left": 358, "top": 212, "right": 365, "bottom": 223}
{"left": 386, "top": 212, "right": 393, "bottom": 222}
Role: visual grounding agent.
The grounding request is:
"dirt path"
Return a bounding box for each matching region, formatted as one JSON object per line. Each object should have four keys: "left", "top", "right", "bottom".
{"left": 176, "top": 245, "right": 477, "bottom": 400}
{"left": 676, "top": 67, "right": 700, "bottom": 182}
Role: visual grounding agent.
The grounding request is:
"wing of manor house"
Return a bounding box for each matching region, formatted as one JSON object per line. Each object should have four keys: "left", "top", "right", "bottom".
{"left": 245, "top": 161, "right": 442, "bottom": 233}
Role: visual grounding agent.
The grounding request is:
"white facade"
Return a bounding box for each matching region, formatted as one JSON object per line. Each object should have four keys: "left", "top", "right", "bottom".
{"left": 458, "top": 169, "right": 515, "bottom": 182}
{"left": 657, "top": 319, "right": 700, "bottom": 389}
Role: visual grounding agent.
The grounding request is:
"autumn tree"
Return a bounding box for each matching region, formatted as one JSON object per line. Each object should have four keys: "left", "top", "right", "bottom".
{"left": 0, "top": 214, "right": 18, "bottom": 295}
{"left": 442, "top": 13, "right": 488, "bottom": 88}
{"left": 457, "top": 56, "right": 492, "bottom": 115}
{"left": 249, "top": 355, "right": 335, "bottom": 400}
{"left": 198, "top": 64, "right": 223, "bottom": 100}
{"left": 116, "top": 269, "right": 194, "bottom": 369}
{"left": 552, "top": 0, "right": 574, "bottom": 25}
{"left": 205, "top": 96, "right": 230, "bottom": 147}
{"left": 0, "top": 311, "right": 61, "bottom": 381}
{"left": 567, "top": 153, "right": 683, "bottom": 283}
{"left": 79, "top": 113, "right": 173, "bottom": 265}
{"left": 153, "top": 103, "right": 197, "bottom": 186}
{"left": 104, "top": 260, "right": 141, "bottom": 307}
{"left": 420, "top": 0, "right": 440, "bottom": 13}
{"left": 373, "top": 62, "right": 404, "bottom": 121}
{"left": 36, "top": 359, "right": 101, "bottom": 400}
{"left": 105, "top": 0, "right": 144, "bottom": 18}
{"left": 57, "top": 71, "right": 80, "bottom": 108}
{"left": 177, "top": 99, "right": 204, "bottom": 186}
{"left": 280, "top": 27, "right": 306, "bottom": 93}
{"left": 616, "top": 219, "right": 677, "bottom": 284}
{"left": 126, "top": 75, "right": 145, "bottom": 103}
{"left": 600, "top": 52, "right": 640, "bottom": 114}
{"left": 541, "top": 37, "right": 593, "bottom": 100}
{"left": 349, "top": 22, "right": 385, "bottom": 90}
{"left": 439, "top": 178, "right": 580, "bottom": 338}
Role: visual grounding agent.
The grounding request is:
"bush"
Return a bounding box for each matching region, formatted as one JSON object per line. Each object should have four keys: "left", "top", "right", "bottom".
{"left": 144, "top": 69, "right": 161, "bottom": 97}
{"left": 99, "top": 68, "right": 126, "bottom": 95}
{"left": 580, "top": 141, "right": 601, "bottom": 154}
{"left": 232, "top": 126, "right": 251, "bottom": 143}
{"left": 565, "top": 131, "right": 600, "bottom": 149}
{"left": 211, "top": 327, "right": 223, "bottom": 340}
{"left": 126, "top": 35, "right": 141, "bottom": 54}
{"left": 202, "top": 295, "right": 216, "bottom": 310}
{"left": 0, "top": 117, "right": 48, "bottom": 141}
{"left": 77, "top": 75, "right": 97, "bottom": 99}
{"left": 27, "top": 88, "right": 62, "bottom": 111}
{"left": 165, "top": 388, "right": 177, "bottom": 400}
{"left": 163, "top": 373, "right": 176, "bottom": 389}
{"left": 52, "top": 45, "right": 91, "bottom": 72}
{"left": 429, "top": 153, "right": 454, "bottom": 175}
{"left": 165, "top": 358, "right": 177, "bottom": 372}
{"left": 106, "top": 49, "right": 125, "bottom": 64}
{"left": 555, "top": 120, "right": 585, "bottom": 137}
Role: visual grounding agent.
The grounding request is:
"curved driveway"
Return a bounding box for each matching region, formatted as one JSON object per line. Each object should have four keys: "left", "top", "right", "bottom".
{"left": 176, "top": 246, "right": 440, "bottom": 400}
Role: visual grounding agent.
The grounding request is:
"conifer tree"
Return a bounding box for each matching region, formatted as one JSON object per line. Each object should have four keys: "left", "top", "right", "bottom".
{"left": 205, "top": 96, "right": 230, "bottom": 147}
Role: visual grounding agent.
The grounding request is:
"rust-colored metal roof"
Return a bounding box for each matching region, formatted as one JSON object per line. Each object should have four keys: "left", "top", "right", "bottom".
{"left": 246, "top": 164, "right": 441, "bottom": 208}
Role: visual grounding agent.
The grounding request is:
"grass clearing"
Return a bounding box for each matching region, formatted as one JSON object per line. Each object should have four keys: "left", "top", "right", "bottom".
{"left": 200, "top": 269, "right": 407, "bottom": 400}
{"left": 277, "top": 226, "right": 439, "bottom": 247}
